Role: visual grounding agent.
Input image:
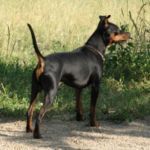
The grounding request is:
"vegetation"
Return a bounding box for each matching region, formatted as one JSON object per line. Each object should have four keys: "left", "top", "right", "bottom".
{"left": 0, "top": 0, "right": 149, "bottom": 121}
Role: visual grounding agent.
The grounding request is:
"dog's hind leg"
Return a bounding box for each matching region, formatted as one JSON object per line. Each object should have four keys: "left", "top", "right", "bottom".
{"left": 26, "top": 72, "right": 41, "bottom": 133}
{"left": 75, "top": 88, "right": 83, "bottom": 121}
{"left": 33, "top": 90, "right": 57, "bottom": 138}
{"left": 33, "top": 75, "right": 58, "bottom": 139}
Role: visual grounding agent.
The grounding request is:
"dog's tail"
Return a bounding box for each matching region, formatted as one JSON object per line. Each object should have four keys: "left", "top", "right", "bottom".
{"left": 27, "top": 23, "right": 44, "bottom": 62}
{"left": 27, "top": 23, "right": 44, "bottom": 80}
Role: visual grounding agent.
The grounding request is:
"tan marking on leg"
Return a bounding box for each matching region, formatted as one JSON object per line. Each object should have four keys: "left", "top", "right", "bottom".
{"left": 36, "top": 61, "right": 45, "bottom": 80}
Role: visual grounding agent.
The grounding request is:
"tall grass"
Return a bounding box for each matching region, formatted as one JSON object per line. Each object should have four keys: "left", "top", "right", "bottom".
{"left": 0, "top": 0, "right": 149, "bottom": 58}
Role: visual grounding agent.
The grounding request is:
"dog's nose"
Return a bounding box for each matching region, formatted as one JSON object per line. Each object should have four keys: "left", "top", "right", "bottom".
{"left": 128, "top": 32, "right": 132, "bottom": 39}
{"left": 127, "top": 32, "right": 130, "bottom": 36}
{"left": 124, "top": 32, "right": 132, "bottom": 39}
{"left": 126, "top": 32, "right": 131, "bottom": 38}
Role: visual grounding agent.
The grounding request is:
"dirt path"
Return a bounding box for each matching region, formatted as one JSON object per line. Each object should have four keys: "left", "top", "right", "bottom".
{"left": 0, "top": 117, "right": 149, "bottom": 150}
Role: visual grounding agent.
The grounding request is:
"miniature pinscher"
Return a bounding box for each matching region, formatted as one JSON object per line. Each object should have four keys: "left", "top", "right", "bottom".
{"left": 26, "top": 15, "right": 130, "bottom": 138}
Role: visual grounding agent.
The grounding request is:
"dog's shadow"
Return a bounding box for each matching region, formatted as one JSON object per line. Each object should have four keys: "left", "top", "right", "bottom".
{"left": 0, "top": 118, "right": 149, "bottom": 150}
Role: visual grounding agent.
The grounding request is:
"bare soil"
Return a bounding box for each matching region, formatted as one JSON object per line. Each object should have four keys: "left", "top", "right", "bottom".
{"left": 0, "top": 117, "right": 150, "bottom": 150}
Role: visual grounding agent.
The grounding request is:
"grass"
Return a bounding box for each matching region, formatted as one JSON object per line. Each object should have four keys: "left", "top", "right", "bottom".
{"left": 0, "top": 0, "right": 149, "bottom": 56}
{"left": 0, "top": 0, "right": 150, "bottom": 121}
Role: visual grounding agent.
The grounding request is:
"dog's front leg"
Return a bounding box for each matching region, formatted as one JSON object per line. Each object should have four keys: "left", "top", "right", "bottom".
{"left": 90, "top": 75, "right": 100, "bottom": 127}
{"left": 75, "top": 88, "right": 83, "bottom": 121}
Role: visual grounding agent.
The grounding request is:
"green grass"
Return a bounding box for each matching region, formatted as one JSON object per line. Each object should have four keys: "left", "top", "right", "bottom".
{"left": 0, "top": 0, "right": 150, "bottom": 121}
{"left": 0, "top": 56, "right": 149, "bottom": 121}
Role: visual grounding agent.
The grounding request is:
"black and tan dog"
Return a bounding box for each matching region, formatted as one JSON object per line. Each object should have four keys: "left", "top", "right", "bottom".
{"left": 26, "top": 15, "right": 130, "bottom": 138}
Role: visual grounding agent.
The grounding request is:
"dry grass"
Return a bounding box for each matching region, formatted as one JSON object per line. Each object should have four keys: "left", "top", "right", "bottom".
{"left": 0, "top": 0, "right": 149, "bottom": 59}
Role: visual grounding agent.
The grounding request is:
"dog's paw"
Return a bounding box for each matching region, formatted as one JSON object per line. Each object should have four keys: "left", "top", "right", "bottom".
{"left": 76, "top": 113, "right": 84, "bottom": 121}
{"left": 90, "top": 121, "right": 100, "bottom": 127}
{"left": 33, "top": 132, "right": 42, "bottom": 139}
{"left": 26, "top": 127, "right": 33, "bottom": 133}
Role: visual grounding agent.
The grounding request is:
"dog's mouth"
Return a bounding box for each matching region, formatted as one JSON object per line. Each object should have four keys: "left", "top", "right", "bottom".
{"left": 109, "top": 32, "right": 131, "bottom": 43}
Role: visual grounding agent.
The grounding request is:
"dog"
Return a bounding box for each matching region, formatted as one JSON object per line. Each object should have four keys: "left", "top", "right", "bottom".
{"left": 26, "top": 15, "right": 130, "bottom": 138}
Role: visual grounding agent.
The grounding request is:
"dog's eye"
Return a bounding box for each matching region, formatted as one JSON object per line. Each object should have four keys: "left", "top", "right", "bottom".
{"left": 114, "top": 32, "right": 118, "bottom": 35}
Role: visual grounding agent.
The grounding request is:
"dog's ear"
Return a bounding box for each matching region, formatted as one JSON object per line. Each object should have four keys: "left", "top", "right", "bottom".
{"left": 106, "top": 15, "right": 111, "bottom": 19}
{"left": 99, "top": 16, "right": 106, "bottom": 22}
{"left": 99, "top": 15, "right": 111, "bottom": 28}
{"left": 99, "top": 15, "right": 111, "bottom": 21}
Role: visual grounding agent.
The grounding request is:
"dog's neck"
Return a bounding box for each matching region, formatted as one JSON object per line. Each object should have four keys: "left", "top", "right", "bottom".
{"left": 85, "top": 27, "right": 107, "bottom": 55}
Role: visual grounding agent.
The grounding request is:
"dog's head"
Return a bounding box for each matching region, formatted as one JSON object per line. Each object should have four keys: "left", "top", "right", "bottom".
{"left": 98, "top": 15, "right": 130, "bottom": 45}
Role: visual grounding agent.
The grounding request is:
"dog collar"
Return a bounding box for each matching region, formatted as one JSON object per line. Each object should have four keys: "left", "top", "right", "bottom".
{"left": 84, "top": 45, "right": 105, "bottom": 61}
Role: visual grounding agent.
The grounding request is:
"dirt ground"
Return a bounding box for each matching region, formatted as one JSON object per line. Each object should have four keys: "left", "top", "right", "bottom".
{"left": 0, "top": 117, "right": 150, "bottom": 150}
